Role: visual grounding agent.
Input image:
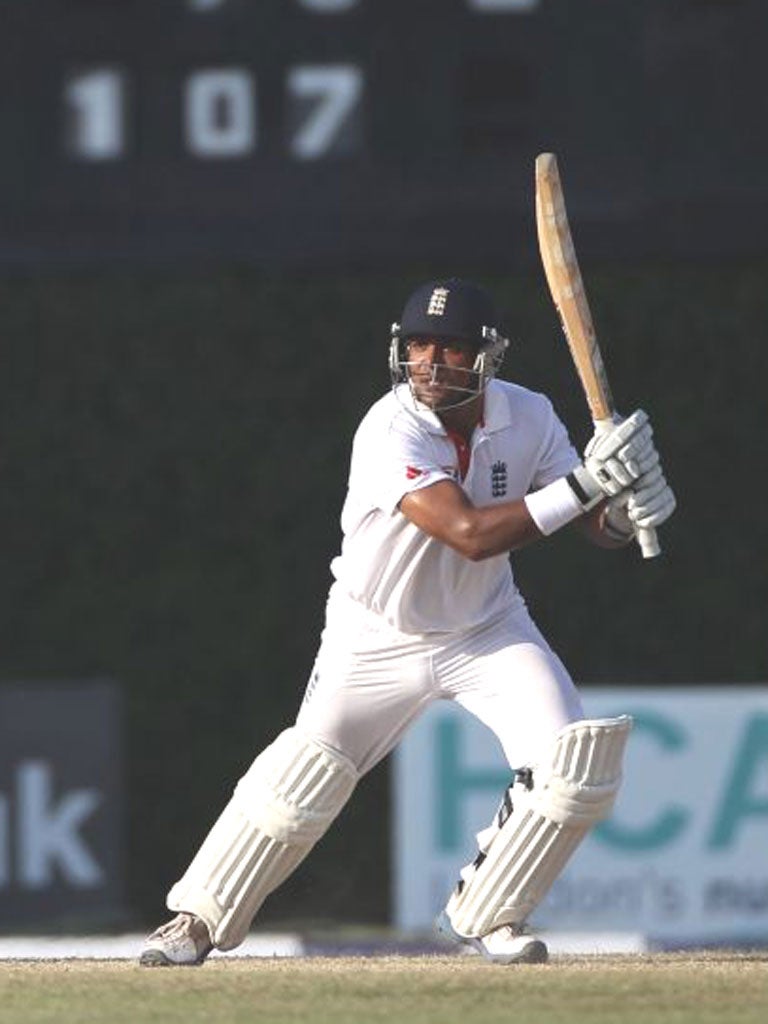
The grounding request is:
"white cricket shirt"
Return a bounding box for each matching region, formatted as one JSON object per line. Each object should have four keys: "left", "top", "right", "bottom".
{"left": 329, "top": 380, "right": 580, "bottom": 634}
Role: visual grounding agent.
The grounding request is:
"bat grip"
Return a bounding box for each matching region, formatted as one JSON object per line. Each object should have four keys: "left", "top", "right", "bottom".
{"left": 637, "top": 525, "right": 661, "bottom": 559}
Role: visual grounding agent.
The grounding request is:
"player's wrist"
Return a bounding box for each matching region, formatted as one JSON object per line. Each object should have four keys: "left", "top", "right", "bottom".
{"left": 524, "top": 477, "right": 585, "bottom": 536}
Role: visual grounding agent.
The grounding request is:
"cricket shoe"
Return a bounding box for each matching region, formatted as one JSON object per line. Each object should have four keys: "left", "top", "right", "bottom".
{"left": 435, "top": 910, "right": 548, "bottom": 965}
{"left": 139, "top": 912, "right": 214, "bottom": 966}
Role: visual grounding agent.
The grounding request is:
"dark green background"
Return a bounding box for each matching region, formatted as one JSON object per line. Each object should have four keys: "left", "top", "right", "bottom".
{"left": 1, "top": 259, "right": 764, "bottom": 927}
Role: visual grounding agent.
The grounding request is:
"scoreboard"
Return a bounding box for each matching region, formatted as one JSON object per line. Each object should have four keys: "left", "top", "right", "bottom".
{"left": 3, "top": 0, "right": 766, "bottom": 267}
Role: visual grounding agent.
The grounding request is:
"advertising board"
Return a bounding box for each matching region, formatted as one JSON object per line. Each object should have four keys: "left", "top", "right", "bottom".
{"left": 394, "top": 688, "right": 768, "bottom": 947}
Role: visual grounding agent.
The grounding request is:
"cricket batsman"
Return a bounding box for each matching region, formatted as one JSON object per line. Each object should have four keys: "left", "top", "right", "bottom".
{"left": 140, "top": 278, "right": 675, "bottom": 966}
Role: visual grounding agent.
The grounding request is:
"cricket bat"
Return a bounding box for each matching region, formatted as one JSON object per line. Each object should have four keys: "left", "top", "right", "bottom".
{"left": 534, "top": 152, "right": 660, "bottom": 558}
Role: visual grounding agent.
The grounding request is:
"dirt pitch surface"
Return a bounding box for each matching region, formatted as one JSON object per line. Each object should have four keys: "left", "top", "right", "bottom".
{"left": 0, "top": 951, "right": 766, "bottom": 1024}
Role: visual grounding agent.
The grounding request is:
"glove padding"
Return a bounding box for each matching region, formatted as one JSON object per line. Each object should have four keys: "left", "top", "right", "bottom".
{"left": 569, "top": 410, "right": 656, "bottom": 509}
{"left": 604, "top": 463, "right": 677, "bottom": 540}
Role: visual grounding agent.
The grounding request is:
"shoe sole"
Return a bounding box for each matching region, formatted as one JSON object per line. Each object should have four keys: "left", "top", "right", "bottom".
{"left": 139, "top": 949, "right": 209, "bottom": 967}
{"left": 434, "top": 911, "right": 548, "bottom": 965}
{"left": 139, "top": 950, "right": 173, "bottom": 967}
{"left": 474, "top": 937, "right": 549, "bottom": 965}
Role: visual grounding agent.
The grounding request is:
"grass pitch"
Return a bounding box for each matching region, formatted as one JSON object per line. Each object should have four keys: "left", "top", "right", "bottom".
{"left": 0, "top": 952, "right": 766, "bottom": 1024}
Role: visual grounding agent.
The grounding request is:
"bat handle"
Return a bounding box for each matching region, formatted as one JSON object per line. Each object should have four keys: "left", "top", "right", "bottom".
{"left": 637, "top": 525, "right": 661, "bottom": 559}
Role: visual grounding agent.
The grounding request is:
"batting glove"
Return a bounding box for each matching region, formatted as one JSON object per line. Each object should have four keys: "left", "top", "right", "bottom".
{"left": 568, "top": 409, "right": 655, "bottom": 510}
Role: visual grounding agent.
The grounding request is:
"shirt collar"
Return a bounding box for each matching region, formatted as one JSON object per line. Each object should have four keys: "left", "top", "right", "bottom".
{"left": 394, "top": 384, "right": 448, "bottom": 435}
{"left": 481, "top": 379, "right": 513, "bottom": 433}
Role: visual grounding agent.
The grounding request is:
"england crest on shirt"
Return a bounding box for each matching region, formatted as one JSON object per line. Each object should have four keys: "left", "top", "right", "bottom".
{"left": 491, "top": 460, "right": 507, "bottom": 497}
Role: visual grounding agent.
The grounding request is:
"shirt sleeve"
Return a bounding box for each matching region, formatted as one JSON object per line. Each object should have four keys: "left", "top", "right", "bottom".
{"left": 355, "top": 410, "right": 455, "bottom": 515}
{"left": 530, "top": 398, "right": 581, "bottom": 490}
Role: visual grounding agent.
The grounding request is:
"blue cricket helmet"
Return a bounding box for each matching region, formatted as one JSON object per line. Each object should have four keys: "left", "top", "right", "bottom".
{"left": 389, "top": 278, "right": 509, "bottom": 407}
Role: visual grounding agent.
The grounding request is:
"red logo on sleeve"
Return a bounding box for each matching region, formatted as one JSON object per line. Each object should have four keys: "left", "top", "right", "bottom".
{"left": 406, "top": 465, "right": 425, "bottom": 479}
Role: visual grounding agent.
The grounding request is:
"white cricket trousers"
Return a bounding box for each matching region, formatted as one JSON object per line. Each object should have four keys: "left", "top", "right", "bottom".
{"left": 295, "top": 588, "right": 584, "bottom": 777}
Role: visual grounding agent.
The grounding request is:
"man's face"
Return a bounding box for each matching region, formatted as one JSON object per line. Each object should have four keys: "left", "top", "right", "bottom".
{"left": 405, "top": 337, "right": 478, "bottom": 409}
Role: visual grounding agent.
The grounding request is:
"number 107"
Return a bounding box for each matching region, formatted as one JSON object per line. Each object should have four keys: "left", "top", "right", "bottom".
{"left": 63, "top": 65, "right": 364, "bottom": 162}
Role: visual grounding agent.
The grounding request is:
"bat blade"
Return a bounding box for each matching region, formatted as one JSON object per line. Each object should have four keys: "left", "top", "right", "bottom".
{"left": 535, "top": 153, "right": 614, "bottom": 424}
{"left": 535, "top": 152, "right": 660, "bottom": 559}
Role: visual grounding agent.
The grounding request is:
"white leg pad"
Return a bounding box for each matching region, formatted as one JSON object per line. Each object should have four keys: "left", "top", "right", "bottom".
{"left": 167, "top": 727, "right": 358, "bottom": 950}
{"left": 445, "top": 716, "right": 632, "bottom": 938}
